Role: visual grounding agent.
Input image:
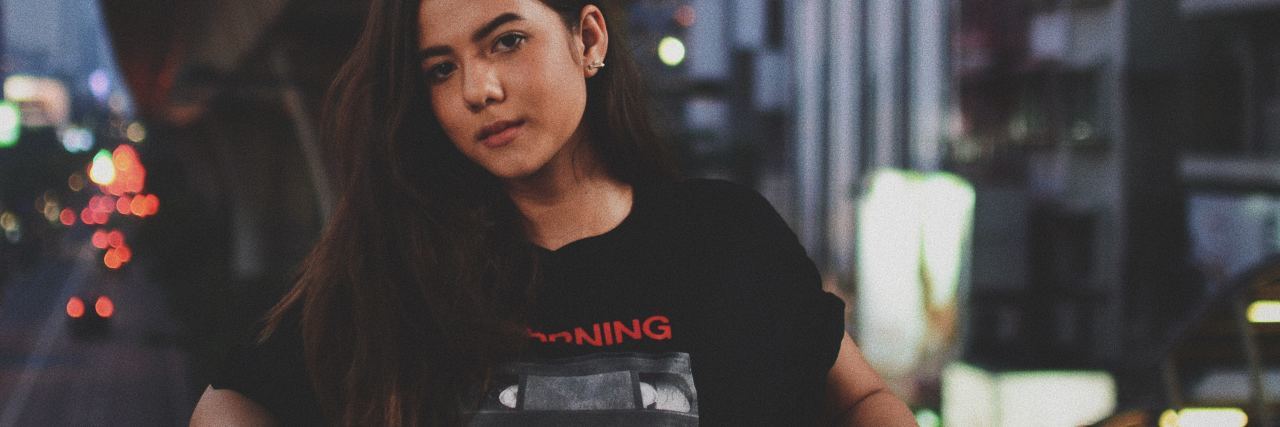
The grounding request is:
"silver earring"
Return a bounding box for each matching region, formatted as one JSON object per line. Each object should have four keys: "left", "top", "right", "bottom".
{"left": 587, "top": 60, "right": 605, "bottom": 71}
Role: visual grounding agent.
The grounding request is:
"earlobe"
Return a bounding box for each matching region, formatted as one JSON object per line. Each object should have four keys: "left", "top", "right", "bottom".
{"left": 578, "top": 5, "right": 609, "bottom": 77}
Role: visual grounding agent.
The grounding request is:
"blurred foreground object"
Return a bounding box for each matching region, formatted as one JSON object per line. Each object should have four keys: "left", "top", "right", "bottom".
{"left": 855, "top": 169, "right": 975, "bottom": 401}
{"left": 941, "top": 361, "right": 1116, "bottom": 426}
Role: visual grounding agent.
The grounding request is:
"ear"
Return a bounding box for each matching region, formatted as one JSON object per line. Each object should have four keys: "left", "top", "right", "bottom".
{"left": 577, "top": 5, "right": 609, "bottom": 78}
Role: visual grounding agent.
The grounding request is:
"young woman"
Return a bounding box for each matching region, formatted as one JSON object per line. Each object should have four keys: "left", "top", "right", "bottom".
{"left": 190, "top": 0, "right": 915, "bottom": 425}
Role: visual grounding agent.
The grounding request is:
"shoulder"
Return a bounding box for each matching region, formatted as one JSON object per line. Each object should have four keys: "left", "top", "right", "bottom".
{"left": 647, "top": 178, "right": 799, "bottom": 253}
{"left": 667, "top": 178, "right": 771, "bottom": 209}
{"left": 191, "top": 385, "right": 278, "bottom": 426}
{"left": 659, "top": 178, "right": 783, "bottom": 226}
{"left": 208, "top": 304, "right": 318, "bottom": 423}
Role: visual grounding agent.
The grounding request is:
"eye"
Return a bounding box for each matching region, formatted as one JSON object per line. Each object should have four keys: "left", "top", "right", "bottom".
{"left": 426, "top": 62, "right": 456, "bottom": 82}
{"left": 492, "top": 33, "right": 526, "bottom": 53}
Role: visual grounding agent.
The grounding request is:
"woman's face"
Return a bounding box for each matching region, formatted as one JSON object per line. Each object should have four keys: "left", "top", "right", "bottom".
{"left": 418, "top": 0, "right": 604, "bottom": 181}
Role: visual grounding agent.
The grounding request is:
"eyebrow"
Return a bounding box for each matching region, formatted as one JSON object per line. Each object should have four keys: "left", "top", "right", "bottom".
{"left": 419, "top": 12, "right": 525, "bottom": 60}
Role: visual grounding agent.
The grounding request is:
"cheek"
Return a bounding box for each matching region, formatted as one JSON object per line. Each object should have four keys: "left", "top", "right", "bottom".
{"left": 516, "top": 60, "right": 586, "bottom": 122}
{"left": 429, "top": 90, "right": 468, "bottom": 142}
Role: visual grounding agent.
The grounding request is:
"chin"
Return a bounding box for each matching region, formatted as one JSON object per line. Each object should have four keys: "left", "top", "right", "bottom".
{"left": 472, "top": 150, "right": 560, "bottom": 183}
{"left": 483, "top": 162, "right": 545, "bottom": 182}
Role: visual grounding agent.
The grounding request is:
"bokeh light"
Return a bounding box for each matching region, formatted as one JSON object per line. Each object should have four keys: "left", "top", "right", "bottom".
{"left": 674, "top": 5, "right": 696, "bottom": 28}
{"left": 126, "top": 122, "right": 146, "bottom": 143}
{"left": 0, "top": 101, "right": 20, "bottom": 148}
{"left": 94, "top": 296, "right": 115, "bottom": 318}
{"left": 104, "top": 249, "right": 123, "bottom": 269}
{"left": 59, "top": 208, "right": 76, "bottom": 226}
{"left": 92, "top": 229, "right": 109, "bottom": 249}
{"left": 89, "top": 149, "right": 116, "bottom": 185}
{"left": 658, "top": 36, "right": 686, "bottom": 67}
{"left": 68, "top": 173, "right": 86, "bottom": 192}
{"left": 67, "top": 297, "right": 86, "bottom": 319}
{"left": 60, "top": 127, "right": 94, "bottom": 153}
{"left": 1247, "top": 300, "right": 1280, "bottom": 323}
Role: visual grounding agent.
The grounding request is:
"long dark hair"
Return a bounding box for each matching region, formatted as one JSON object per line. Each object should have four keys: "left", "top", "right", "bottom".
{"left": 260, "top": 0, "right": 676, "bottom": 425}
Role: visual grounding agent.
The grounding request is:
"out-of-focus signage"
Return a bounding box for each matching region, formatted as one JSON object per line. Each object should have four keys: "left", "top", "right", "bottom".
{"left": 2, "top": 75, "right": 71, "bottom": 128}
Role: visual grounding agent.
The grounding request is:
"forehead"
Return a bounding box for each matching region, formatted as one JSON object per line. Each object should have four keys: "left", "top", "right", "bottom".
{"left": 418, "top": 0, "right": 555, "bottom": 44}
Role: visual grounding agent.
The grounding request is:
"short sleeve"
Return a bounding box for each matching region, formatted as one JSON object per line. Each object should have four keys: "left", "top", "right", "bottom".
{"left": 208, "top": 311, "right": 323, "bottom": 425}
{"left": 675, "top": 179, "right": 846, "bottom": 423}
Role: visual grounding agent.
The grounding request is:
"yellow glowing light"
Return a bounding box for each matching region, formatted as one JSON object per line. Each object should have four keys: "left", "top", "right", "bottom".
{"left": 126, "top": 122, "right": 146, "bottom": 143}
{"left": 0, "top": 211, "right": 17, "bottom": 232}
{"left": 658, "top": 36, "right": 686, "bottom": 67}
{"left": 89, "top": 149, "right": 116, "bottom": 185}
{"left": 1247, "top": 300, "right": 1280, "bottom": 323}
{"left": 3, "top": 75, "right": 38, "bottom": 101}
{"left": 1175, "top": 408, "right": 1247, "bottom": 427}
{"left": 43, "top": 202, "right": 61, "bottom": 223}
{"left": 1158, "top": 409, "right": 1179, "bottom": 427}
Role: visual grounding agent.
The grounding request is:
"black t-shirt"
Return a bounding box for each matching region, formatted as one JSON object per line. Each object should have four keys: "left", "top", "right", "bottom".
{"left": 211, "top": 179, "right": 846, "bottom": 425}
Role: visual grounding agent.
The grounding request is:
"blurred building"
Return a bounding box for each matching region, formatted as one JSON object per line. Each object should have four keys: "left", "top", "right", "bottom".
{"left": 648, "top": 0, "right": 1280, "bottom": 421}
{"left": 78, "top": 0, "right": 1280, "bottom": 423}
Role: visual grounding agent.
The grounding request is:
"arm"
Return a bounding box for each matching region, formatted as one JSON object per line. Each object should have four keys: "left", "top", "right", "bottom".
{"left": 190, "top": 385, "right": 278, "bottom": 427}
{"left": 821, "top": 334, "right": 917, "bottom": 426}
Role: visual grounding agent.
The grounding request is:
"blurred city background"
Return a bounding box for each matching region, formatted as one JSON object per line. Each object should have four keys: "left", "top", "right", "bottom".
{"left": 0, "top": 0, "right": 1278, "bottom": 425}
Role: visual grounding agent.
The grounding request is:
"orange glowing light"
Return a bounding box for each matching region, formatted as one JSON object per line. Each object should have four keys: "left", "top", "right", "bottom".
{"left": 107, "top": 230, "right": 124, "bottom": 248}
{"left": 94, "top": 296, "right": 115, "bottom": 318}
{"left": 92, "top": 230, "right": 109, "bottom": 249}
{"left": 112, "top": 145, "right": 136, "bottom": 172}
{"left": 116, "top": 245, "right": 132, "bottom": 263}
{"left": 106, "top": 145, "right": 146, "bottom": 196}
{"left": 80, "top": 207, "right": 93, "bottom": 224}
{"left": 67, "top": 297, "right": 85, "bottom": 318}
{"left": 59, "top": 208, "right": 75, "bottom": 226}
{"left": 130, "top": 195, "right": 146, "bottom": 216}
{"left": 116, "top": 195, "right": 131, "bottom": 215}
{"left": 92, "top": 210, "right": 109, "bottom": 225}
{"left": 104, "top": 249, "right": 122, "bottom": 269}
{"left": 147, "top": 194, "right": 159, "bottom": 215}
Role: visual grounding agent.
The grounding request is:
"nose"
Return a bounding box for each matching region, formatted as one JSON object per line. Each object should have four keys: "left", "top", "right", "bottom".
{"left": 461, "top": 63, "right": 503, "bottom": 112}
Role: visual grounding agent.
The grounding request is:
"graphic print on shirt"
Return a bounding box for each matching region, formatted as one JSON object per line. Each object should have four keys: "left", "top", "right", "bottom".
{"left": 468, "top": 352, "right": 698, "bottom": 426}
{"left": 526, "top": 314, "right": 673, "bottom": 347}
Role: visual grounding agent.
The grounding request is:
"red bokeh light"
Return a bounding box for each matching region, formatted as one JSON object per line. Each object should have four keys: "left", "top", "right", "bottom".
{"left": 95, "top": 296, "right": 115, "bottom": 318}
{"left": 145, "top": 194, "right": 159, "bottom": 216}
{"left": 92, "top": 230, "right": 109, "bottom": 249}
{"left": 116, "top": 195, "right": 132, "bottom": 215}
{"left": 59, "top": 208, "right": 76, "bottom": 226}
{"left": 107, "top": 230, "right": 124, "bottom": 248}
{"left": 116, "top": 245, "right": 132, "bottom": 263}
{"left": 67, "top": 297, "right": 85, "bottom": 318}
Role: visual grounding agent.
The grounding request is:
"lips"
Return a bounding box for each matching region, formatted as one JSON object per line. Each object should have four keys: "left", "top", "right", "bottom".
{"left": 476, "top": 119, "right": 525, "bottom": 148}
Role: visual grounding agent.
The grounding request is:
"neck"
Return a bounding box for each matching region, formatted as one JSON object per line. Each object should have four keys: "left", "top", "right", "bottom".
{"left": 504, "top": 146, "right": 633, "bottom": 251}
